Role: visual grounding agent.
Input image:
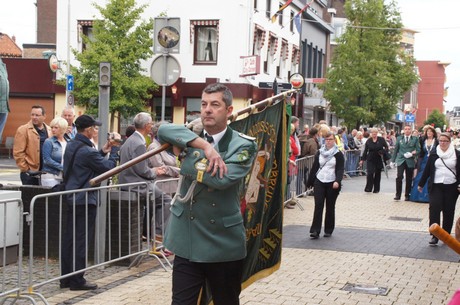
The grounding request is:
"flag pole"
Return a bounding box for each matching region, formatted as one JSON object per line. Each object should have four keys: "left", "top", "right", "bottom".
{"left": 89, "top": 88, "right": 298, "bottom": 186}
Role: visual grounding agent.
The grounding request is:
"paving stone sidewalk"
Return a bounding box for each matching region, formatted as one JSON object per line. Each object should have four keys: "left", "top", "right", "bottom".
{"left": 2, "top": 163, "right": 460, "bottom": 304}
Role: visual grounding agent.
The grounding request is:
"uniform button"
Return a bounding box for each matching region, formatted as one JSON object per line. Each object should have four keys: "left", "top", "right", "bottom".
{"left": 190, "top": 216, "right": 195, "bottom": 220}
{"left": 192, "top": 199, "right": 196, "bottom": 204}
{"left": 211, "top": 203, "right": 216, "bottom": 207}
{"left": 210, "top": 219, "right": 215, "bottom": 224}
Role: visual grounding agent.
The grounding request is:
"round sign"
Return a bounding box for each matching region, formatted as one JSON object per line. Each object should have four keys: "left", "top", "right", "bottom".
{"left": 289, "top": 73, "right": 305, "bottom": 89}
{"left": 158, "top": 26, "right": 180, "bottom": 49}
{"left": 48, "top": 54, "right": 59, "bottom": 73}
{"left": 67, "top": 93, "right": 74, "bottom": 106}
{"left": 150, "top": 55, "right": 181, "bottom": 86}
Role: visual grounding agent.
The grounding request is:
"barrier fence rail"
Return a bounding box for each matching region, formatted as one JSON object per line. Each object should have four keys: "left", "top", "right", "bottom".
{"left": 285, "top": 155, "right": 315, "bottom": 209}
{"left": 343, "top": 147, "right": 395, "bottom": 179}
{"left": 0, "top": 181, "right": 174, "bottom": 304}
{"left": 343, "top": 149, "right": 366, "bottom": 177}
{"left": 0, "top": 196, "right": 27, "bottom": 304}
{"left": 285, "top": 147, "right": 391, "bottom": 207}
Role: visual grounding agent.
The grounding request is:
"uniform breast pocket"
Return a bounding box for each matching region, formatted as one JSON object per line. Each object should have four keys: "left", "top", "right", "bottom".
{"left": 222, "top": 212, "right": 243, "bottom": 228}
{"left": 170, "top": 203, "right": 184, "bottom": 218}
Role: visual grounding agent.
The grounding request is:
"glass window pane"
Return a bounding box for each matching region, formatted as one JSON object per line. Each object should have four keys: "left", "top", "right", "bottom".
{"left": 195, "top": 26, "right": 218, "bottom": 64}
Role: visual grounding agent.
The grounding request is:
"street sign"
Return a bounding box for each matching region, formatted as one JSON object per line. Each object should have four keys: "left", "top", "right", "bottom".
{"left": 289, "top": 73, "right": 304, "bottom": 89}
{"left": 405, "top": 113, "right": 415, "bottom": 122}
{"left": 304, "top": 78, "right": 326, "bottom": 84}
{"left": 258, "top": 82, "right": 291, "bottom": 90}
{"left": 154, "top": 17, "right": 180, "bottom": 54}
{"left": 48, "top": 54, "right": 59, "bottom": 72}
{"left": 67, "top": 93, "right": 74, "bottom": 107}
{"left": 150, "top": 55, "right": 181, "bottom": 86}
{"left": 67, "top": 75, "right": 74, "bottom": 91}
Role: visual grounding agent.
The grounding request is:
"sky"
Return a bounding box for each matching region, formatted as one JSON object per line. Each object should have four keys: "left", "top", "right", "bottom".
{"left": 0, "top": 0, "right": 459, "bottom": 112}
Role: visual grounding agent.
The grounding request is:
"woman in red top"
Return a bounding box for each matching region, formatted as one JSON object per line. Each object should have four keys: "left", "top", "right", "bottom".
{"left": 286, "top": 124, "right": 299, "bottom": 208}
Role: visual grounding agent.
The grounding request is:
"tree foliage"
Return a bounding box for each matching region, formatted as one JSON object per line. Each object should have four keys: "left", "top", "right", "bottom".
{"left": 423, "top": 109, "right": 447, "bottom": 130}
{"left": 321, "top": 0, "right": 419, "bottom": 129}
{"left": 70, "top": 0, "right": 156, "bottom": 127}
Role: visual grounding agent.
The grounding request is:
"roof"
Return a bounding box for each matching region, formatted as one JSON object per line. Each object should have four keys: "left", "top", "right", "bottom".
{"left": 0, "top": 33, "right": 22, "bottom": 58}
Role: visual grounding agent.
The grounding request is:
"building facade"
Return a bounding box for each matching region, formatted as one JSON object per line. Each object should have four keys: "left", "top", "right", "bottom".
{"left": 40, "top": 0, "right": 332, "bottom": 130}
{"left": 415, "top": 60, "right": 449, "bottom": 129}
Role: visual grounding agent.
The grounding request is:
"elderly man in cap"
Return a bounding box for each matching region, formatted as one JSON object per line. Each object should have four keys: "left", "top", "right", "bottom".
{"left": 60, "top": 114, "right": 121, "bottom": 291}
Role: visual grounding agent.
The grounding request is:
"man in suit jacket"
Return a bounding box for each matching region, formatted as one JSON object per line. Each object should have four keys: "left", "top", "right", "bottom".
{"left": 391, "top": 125, "right": 421, "bottom": 200}
{"left": 118, "top": 112, "right": 171, "bottom": 240}
{"left": 158, "top": 83, "right": 257, "bottom": 305}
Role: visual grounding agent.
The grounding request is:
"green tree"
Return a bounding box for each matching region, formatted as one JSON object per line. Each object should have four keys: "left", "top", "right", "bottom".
{"left": 321, "top": 0, "right": 418, "bottom": 130}
{"left": 423, "top": 109, "right": 447, "bottom": 130}
{"left": 70, "top": 0, "right": 156, "bottom": 128}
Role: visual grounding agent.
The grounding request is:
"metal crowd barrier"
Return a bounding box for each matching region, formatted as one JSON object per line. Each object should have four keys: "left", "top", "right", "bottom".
{"left": 129, "top": 178, "right": 178, "bottom": 270}
{"left": 0, "top": 179, "right": 178, "bottom": 305}
{"left": 285, "top": 155, "right": 315, "bottom": 210}
{"left": 0, "top": 195, "right": 33, "bottom": 304}
{"left": 343, "top": 149, "right": 366, "bottom": 177}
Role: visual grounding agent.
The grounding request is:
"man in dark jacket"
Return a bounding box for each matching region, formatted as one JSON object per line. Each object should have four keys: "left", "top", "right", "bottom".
{"left": 60, "top": 115, "right": 120, "bottom": 291}
{"left": 298, "top": 127, "right": 320, "bottom": 194}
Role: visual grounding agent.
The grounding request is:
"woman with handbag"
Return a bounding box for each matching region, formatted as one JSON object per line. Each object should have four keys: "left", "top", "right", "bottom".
{"left": 41, "top": 117, "right": 68, "bottom": 187}
{"left": 418, "top": 132, "right": 460, "bottom": 246}
{"left": 306, "top": 131, "right": 344, "bottom": 238}
{"left": 359, "top": 128, "right": 389, "bottom": 193}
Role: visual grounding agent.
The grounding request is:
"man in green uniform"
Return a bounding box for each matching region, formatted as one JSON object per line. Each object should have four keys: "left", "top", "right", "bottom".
{"left": 158, "top": 83, "right": 257, "bottom": 305}
{"left": 391, "top": 125, "right": 420, "bottom": 200}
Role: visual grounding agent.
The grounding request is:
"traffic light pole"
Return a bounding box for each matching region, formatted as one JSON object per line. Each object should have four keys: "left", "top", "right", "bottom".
{"left": 97, "top": 62, "right": 111, "bottom": 263}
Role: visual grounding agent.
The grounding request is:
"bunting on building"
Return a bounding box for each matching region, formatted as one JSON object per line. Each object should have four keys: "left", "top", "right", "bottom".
{"left": 253, "top": 24, "right": 266, "bottom": 50}
{"left": 271, "top": 0, "right": 293, "bottom": 23}
{"left": 268, "top": 32, "right": 279, "bottom": 56}
{"left": 294, "top": 0, "right": 315, "bottom": 33}
{"left": 190, "top": 20, "right": 220, "bottom": 43}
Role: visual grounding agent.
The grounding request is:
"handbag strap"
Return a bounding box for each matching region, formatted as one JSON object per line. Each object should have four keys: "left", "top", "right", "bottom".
{"left": 440, "top": 158, "right": 457, "bottom": 179}
{"left": 316, "top": 156, "right": 332, "bottom": 176}
{"left": 63, "top": 142, "right": 86, "bottom": 183}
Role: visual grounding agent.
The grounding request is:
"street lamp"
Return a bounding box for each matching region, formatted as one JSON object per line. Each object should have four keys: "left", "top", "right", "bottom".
{"left": 171, "top": 85, "right": 178, "bottom": 99}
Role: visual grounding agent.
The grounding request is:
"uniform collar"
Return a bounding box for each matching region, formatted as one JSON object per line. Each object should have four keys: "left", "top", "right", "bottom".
{"left": 204, "top": 127, "right": 227, "bottom": 147}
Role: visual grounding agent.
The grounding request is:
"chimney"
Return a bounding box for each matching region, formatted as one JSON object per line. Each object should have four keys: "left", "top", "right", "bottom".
{"left": 12, "top": 35, "right": 16, "bottom": 42}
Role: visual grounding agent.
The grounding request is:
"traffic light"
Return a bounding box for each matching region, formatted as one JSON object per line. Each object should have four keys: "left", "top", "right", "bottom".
{"left": 99, "top": 62, "right": 111, "bottom": 87}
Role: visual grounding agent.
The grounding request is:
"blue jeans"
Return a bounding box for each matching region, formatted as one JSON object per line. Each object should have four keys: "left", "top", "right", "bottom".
{"left": 0, "top": 112, "right": 8, "bottom": 143}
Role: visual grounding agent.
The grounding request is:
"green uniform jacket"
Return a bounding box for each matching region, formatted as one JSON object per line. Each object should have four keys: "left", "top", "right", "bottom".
{"left": 158, "top": 124, "right": 257, "bottom": 263}
{"left": 391, "top": 135, "right": 420, "bottom": 168}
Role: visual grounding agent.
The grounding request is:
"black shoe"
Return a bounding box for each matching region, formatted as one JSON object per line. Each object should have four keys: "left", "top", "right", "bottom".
{"left": 394, "top": 196, "right": 401, "bottom": 200}
{"left": 429, "top": 236, "right": 439, "bottom": 246}
{"left": 324, "top": 233, "right": 332, "bottom": 237}
{"left": 405, "top": 196, "right": 410, "bottom": 201}
{"left": 364, "top": 189, "right": 372, "bottom": 193}
{"left": 373, "top": 191, "right": 379, "bottom": 193}
{"left": 310, "top": 232, "right": 319, "bottom": 239}
{"left": 69, "top": 282, "right": 98, "bottom": 291}
{"left": 59, "top": 282, "right": 70, "bottom": 289}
